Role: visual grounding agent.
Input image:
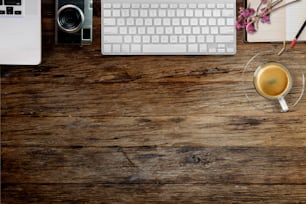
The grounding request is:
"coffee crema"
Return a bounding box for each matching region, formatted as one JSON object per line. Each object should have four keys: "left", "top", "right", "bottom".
{"left": 254, "top": 62, "right": 292, "bottom": 99}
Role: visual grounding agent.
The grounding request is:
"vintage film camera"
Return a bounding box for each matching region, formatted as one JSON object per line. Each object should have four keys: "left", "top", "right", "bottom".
{"left": 55, "top": 0, "right": 93, "bottom": 45}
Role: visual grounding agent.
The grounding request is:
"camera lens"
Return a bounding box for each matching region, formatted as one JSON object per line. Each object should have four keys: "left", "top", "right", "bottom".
{"left": 57, "top": 5, "right": 84, "bottom": 33}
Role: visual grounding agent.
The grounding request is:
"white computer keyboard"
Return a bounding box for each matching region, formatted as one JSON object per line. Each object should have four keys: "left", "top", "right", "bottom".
{"left": 101, "top": 0, "right": 236, "bottom": 55}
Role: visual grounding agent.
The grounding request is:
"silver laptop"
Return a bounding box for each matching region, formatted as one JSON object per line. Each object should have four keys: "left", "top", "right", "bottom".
{"left": 0, "top": 0, "right": 41, "bottom": 65}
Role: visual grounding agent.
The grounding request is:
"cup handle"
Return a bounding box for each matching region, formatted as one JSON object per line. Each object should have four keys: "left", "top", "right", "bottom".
{"left": 278, "top": 97, "right": 289, "bottom": 112}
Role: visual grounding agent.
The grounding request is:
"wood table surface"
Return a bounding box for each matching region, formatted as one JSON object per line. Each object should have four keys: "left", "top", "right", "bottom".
{"left": 1, "top": 0, "right": 306, "bottom": 203}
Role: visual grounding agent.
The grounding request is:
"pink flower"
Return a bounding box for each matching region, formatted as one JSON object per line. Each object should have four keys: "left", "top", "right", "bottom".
{"left": 235, "top": 21, "right": 244, "bottom": 29}
{"left": 246, "top": 21, "right": 256, "bottom": 33}
{"left": 261, "top": 15, "right": 270, "bottom": 23}
{"left": 239, "top": 7, "right": 255, "bottom": 18}
{"left": 235, "top": 0, "right": 297, "bottom": 33}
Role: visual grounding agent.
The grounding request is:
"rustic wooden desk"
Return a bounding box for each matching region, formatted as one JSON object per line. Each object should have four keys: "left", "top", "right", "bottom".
{"left": 2, "top": 0, "right": 306, "bottom": 203}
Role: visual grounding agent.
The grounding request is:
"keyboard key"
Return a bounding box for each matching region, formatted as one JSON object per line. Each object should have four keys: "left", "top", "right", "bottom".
{"left": 4, "top": 0, "right": 21, "bottom": 5}
{"left": 226, "top": 3, "right": 234, "bottom": 8}
{"left": 122, "top": 3, "right": 130, "bottom": 9}
{"left": 104, "top": 27, "right": 118, "bottom": 34}
{"left": 227, "top": 47, "right": 235, "bottom": 53}
{"left": 104, "top": 18, "right": 116, "bottom": 26}
{"left": 120, "top": 27, "right": 127, "bottom": 34}
{"left": 200, "top": 44, "right": 208, "bottom": 52}
{"left": 132, "top": 3, "right": 140, "bottom": 8}
{"left": 206, "top": 35, "right": 214, "bottom": 43}
{"left": 142, "top": 4, "right": 149, "bottom": 8}
{"left": 218, "top": 18, "right": 226, "bottom": 25}
{"left": 199, "top": 18, "right": 207, "bottom": 25}
{"left": 218, "top": 48, "right": 226, "bottom": 53}
{"left": 113, "top": 3, "right": 120, "bottom": 8}
{"left": 122, "top": 44, "right": 130, "bottom": 52}
{"left": 113, "top": 10, "right": 120, "bottom": 17}
{"left": 176, "top": 9, "right": 184, "bottom": 17}
{"left": 222, "top": 9, "right": 234, "bottom": 17}
{"left": 6, "top": 6, "right": 13, "bottom": 15}
{"left": 186, "top": 9, "right": 194, "bottom": 17}
{"left": 143, "top": 44, "right": 186, "bottom": 53}
{"left": 198, "top": 4, "right": 206, "bottom": 8}
{"left": 161, "top": 35, "right": 168, "bottom": 43}
{"left": 103, "top": 44, "right": 112, "bottom": 53}
{"left": 158, "top": 9, "right": 166, "bottom": 17}
{"left": 133, "top": 35, "right": 141, "bottom": 43}
{"left": 227, "top": 18, "right": 235, "bottom": 26}
{"left": 213, "top": 9, "right": 221, "bottom": 17}
{"left": 216, "top": 35, "right": 234, "bottom": 43}
{"left": 209, "top": 48, "right": 217, "bottom": 53}
{"left": 208, "top": 3, "right": 215, "bottom": 8}
{"left": 131, "top": 44, "right": 141, "bottom": 52}
{"left": 217, "top": 4, "right": 225, "bottom": 8}
{"left": 117, "top": 18, "right": 125, "bottom": 26}
{"left": 170, "top": 4, "right": 178, "bottom": 9}
{"left": 197, "top": 36, "right": 205, "bottom": 43}
{"left": 179, "top": 36, "right": 187, "bottom": 43}
{"left": 160, "top": 4, "right": 168, "bottom": 8}
{"left": 104, "top": 36, "right": 123, "bottom": 43}
{"left": 209, "top": 18, "right": 217, "bottom": 25}
{"left": 179, "top": 3, "right": 187, "bottom": 9}
{"left": 152, "top": 35, "right": 159, "bottom": 43}
{"left": 170, "top": 36, "right": 178, "bottom": 43}
{"left": 188, "top": 36, "right": 196, "bottom": 43}
{"left": 127, "top": 18, "right": 134, "bottom": 25}
{"left": 174, "top": 27, "right": 182, "bottom": 34}
{"left": 151, "top": 4, "right": 159, "bottom": 8}
{"left": 188, "top": 44, "right": 198, "bottom": 52}
{"left": 204, "top": 10, "right": 212, "bottom": 17}
{"left": 124, "top": 35, "right": 132, "bottom": 43}
{"left": 189, "top": 3, "right": 197, "bottom": 9}
{"left": 167, "top": 10, "right": 175, "bottom": 17}
{"left": 113, "top": 44, "right": 121, "bottom": 52}
{"left": 211, "top": 27, "right": 219, "bottom": 34}
{"left": 103, "top": 3, "right": 111, "bottom": 8}
{"left": 103, "top": 9, "right": 111, "bottom": 17}
{"left": 122, "top": 9, "right": 129, "bottom": 17}
{"left": 143, "top": 36, "right": 150, "bottom": 43}
{"left": 192, "top": 27, "right": 200, "bottom": 34}
{"left": 149, "top": 9, "right": 157, "bottom": 17}
{"left": 220, "top": 26, "right": 234, "bottom": 34}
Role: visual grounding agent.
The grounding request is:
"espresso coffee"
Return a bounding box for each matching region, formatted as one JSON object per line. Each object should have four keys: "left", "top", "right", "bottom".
{"left": 254, "top": 62, "right": 292, "bottom": 99}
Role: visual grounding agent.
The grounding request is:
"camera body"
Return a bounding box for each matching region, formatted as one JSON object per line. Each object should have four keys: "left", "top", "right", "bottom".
{"left": 55, "top": 0, "right": 93, "bottom": 45}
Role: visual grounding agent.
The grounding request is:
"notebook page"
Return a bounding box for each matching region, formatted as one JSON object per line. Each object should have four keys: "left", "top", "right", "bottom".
{"left": 247, "top": 0, "right": 286, "bottom": 42}
{"left": 285, "top": 0, "right": 306, "bottom": 41}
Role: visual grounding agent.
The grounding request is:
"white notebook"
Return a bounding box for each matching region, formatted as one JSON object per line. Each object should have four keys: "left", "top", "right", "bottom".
{"left": 245, "top": 0, "right": 306, "bottom": 42}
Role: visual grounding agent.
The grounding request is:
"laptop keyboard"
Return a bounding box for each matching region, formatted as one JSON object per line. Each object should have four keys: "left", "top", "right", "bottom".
{"left": 101, "top": 0, "right": 236, "bottom": 55}
{"left": 0, "top": 0, "right": 23, "bottom": 16}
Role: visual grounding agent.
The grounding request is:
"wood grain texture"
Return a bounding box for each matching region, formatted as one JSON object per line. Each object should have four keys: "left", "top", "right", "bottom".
{"left": 3, "top": 184, "right": 306, "bottom": 204}
{"left": 1, "top": 0, "right": 306, "bottom": 203}
{"left": 2, "top": 116, "right": 306, "bottom": 147}
{"left": 3, "top": 146, "right": 306, "bottom": 184}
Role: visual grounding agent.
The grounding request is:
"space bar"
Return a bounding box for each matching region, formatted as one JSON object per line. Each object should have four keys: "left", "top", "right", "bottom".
{"left": 143, "top": 44, "right": 186, "bottom": 53}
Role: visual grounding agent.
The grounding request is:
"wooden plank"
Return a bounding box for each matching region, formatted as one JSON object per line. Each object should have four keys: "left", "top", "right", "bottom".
{"left": 3, "top": 146, "right": 306, "bottom": 184}
{"left": 3, "top": 10, "right": 305, "bottom": 85}
{"left": 2, "top": 82, "right": 305, "bottom": 117}
{"left": 2, "top": 30, "right": 304, "bottom": 85}
{"left": 2, "top": 116, "right": 306, "bottom": 147}
{"left": 2, "top": 183, "right": 306, "bottom": 204}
